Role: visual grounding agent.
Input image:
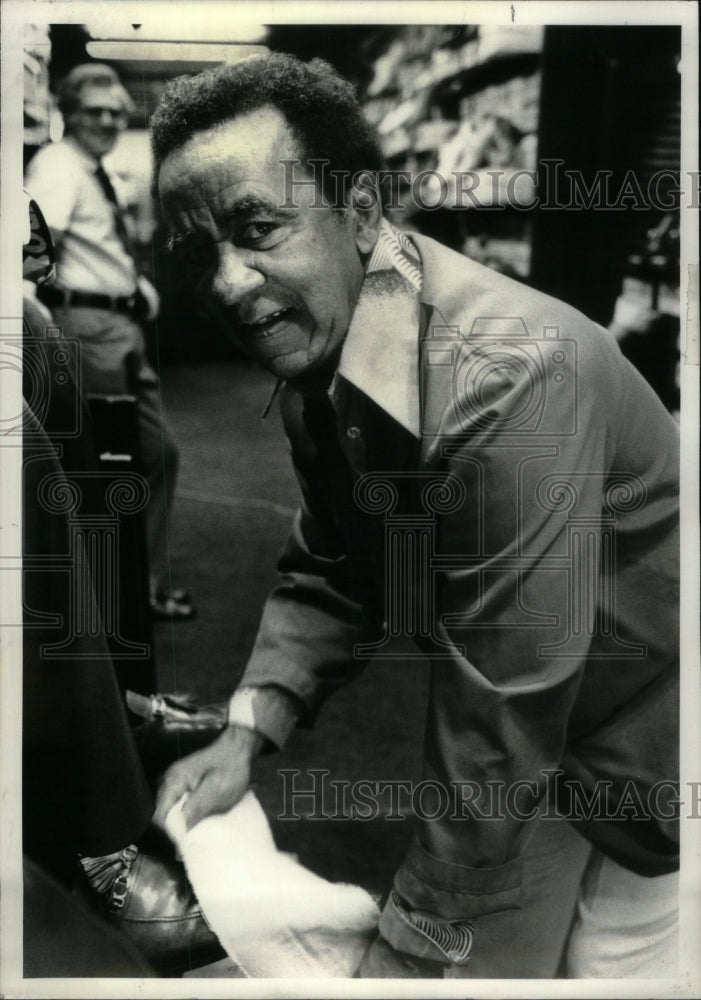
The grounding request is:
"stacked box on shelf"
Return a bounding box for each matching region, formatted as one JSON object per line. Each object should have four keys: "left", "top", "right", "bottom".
{"left": 364, "top": 24, "right": 544, "bottom": 276}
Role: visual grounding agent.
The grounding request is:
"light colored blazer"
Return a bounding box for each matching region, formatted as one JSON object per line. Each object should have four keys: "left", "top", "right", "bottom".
{"left": 242, "top": 233, "right": 679, "bottom": 932}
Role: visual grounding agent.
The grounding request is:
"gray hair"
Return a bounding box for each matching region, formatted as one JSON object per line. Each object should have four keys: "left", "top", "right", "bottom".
{"left": 57, "top": 63, "right": 134, "bottom": 119}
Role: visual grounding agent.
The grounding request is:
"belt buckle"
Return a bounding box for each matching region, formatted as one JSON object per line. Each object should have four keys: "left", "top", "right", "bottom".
{"left": 125, "top": 293, "right": 137, "bottom": 313}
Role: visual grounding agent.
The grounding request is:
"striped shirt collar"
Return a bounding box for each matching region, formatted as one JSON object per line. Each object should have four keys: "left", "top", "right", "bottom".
{"left": 334, "top": 219, "right": 423, "bottom": 438}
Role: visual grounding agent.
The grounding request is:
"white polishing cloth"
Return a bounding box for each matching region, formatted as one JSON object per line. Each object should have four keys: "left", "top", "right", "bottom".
{"left": 165, "top": 791, "right": 379, "bottom": 977}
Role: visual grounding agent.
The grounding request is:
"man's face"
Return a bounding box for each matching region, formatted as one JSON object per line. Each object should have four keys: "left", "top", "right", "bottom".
{"left": 158, "top": 108, "right": 378, "bottom": 383}
{"left": 67, "top": 84, "right": 127, "bottom": 160}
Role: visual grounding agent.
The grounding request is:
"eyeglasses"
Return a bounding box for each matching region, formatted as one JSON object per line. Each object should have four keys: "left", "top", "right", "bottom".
{"left": 80, "top": 106, "right": 127, "bottom": 122}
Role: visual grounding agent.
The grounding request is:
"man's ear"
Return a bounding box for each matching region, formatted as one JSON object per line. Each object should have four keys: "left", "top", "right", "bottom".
{"left": 350, "top": 171, "right": 383, "bottom": 255}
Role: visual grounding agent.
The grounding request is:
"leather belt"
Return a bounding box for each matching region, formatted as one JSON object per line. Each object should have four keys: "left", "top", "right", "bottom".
{"left": 38, "top": 284, "right": 141, "bottom": 315}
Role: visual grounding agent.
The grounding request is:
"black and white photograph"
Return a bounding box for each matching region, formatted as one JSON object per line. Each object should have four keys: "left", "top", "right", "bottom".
{"left": 1, "top": 1, "right": 699, "bottom": 995}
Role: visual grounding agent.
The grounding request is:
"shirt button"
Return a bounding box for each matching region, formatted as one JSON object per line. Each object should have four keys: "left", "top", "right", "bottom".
{"left": 346, "top": 426, "right": 361, "bottom": 440}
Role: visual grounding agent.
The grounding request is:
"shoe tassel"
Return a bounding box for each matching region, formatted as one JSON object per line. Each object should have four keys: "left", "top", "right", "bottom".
{"left": 81, "top": 843, "right": 138, "bottom": 911}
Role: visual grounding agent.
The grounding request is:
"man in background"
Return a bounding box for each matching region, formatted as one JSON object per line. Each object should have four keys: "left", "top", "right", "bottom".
{"left": 25, "top": 63, "right": 192, "bottom": 620}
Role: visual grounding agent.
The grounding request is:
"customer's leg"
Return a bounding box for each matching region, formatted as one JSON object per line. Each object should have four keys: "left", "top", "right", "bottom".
{"left": 23, "top": 407, "right": 222, "bottom": 974}
{"left": 134, "top": 370, "right": 179, "bottom": 588}
{"left": 22, "top": 409, "right": 153, "bottom": 868}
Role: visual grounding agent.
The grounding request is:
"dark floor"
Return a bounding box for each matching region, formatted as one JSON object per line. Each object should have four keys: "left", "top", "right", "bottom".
{"left": 153, "top": 361, "right": 429, "bottom": 897}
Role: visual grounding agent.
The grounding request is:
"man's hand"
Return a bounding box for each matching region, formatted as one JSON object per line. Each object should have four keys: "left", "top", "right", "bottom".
{"left": 153, "top": 724, "right": 263, "bottom": 832}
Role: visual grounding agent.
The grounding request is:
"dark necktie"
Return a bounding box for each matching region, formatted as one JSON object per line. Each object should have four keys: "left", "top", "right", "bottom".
{"left": 301, "top": 390, "right": 385, "bottom": 616}
{"left": 301, "top": 390, "right": 353, "bottom": 482}
{"left": 94, "top": 162, "right": 138, "bottom": 264}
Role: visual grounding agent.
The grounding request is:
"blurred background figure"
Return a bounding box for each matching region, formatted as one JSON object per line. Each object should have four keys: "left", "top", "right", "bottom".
{"left": 608, "top": 213, "right": 680, "bottom": 419}
{"left": 24, "top": 62, "right": 194, "bottom": 621}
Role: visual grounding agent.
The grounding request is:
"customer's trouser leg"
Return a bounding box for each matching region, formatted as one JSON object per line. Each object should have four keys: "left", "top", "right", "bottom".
{"left": 23, "top": 409, "right": 153, "bottom": 871}
{"left": 134, "top": 372, "right": 179, "bottom": 586}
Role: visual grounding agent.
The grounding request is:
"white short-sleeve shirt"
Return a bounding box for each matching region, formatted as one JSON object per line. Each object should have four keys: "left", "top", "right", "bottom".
{"left": 25, "top": 136, "right": 138, "bottom": 298}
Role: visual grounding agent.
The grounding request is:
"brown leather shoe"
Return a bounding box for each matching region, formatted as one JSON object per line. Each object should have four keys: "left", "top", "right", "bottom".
{"left": 127, "top": 691, "right": 228, "bottom": 781}
{"left": 104, "top": 845, "right": 225, "bottom": 975}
